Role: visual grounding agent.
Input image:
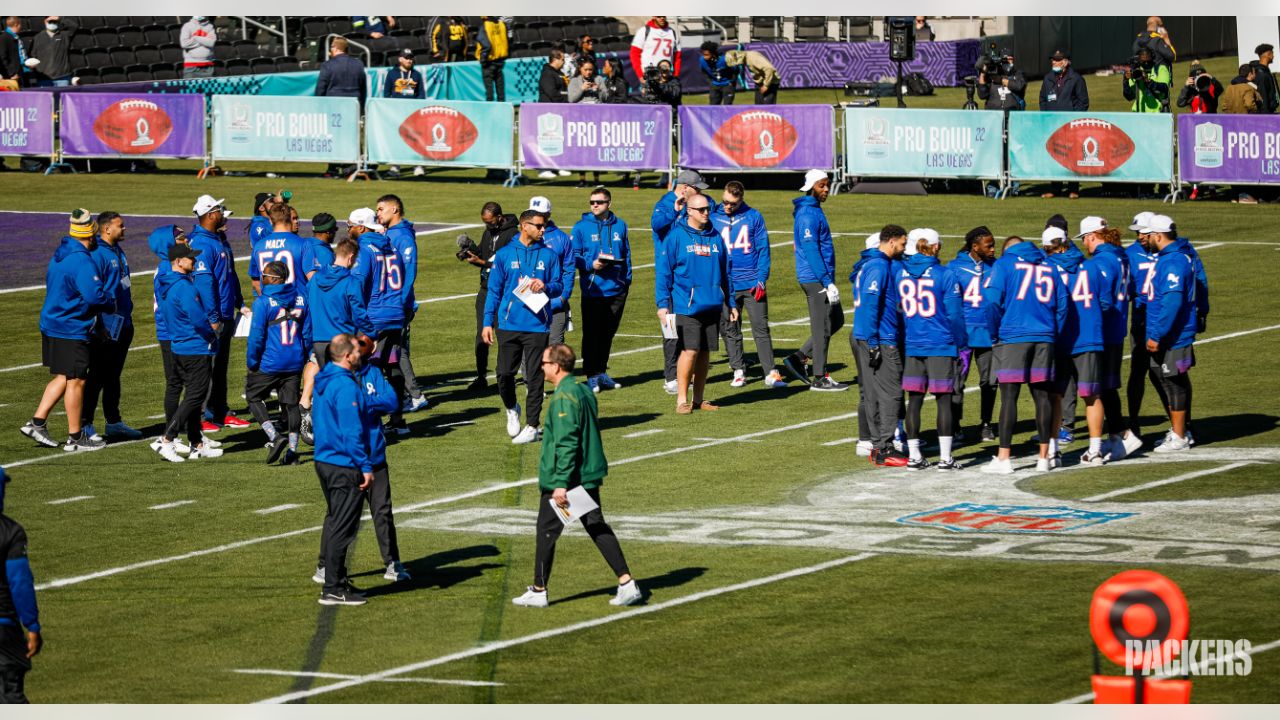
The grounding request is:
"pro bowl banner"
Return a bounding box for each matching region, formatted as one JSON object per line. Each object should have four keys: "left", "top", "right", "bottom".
{"left": 1008, "top": 111, "right": 1173, "bottom": 183}
{"left": 679, "top": 105, "right": 834, "bottom": 172}
{"left": 520, "top": 103, "right": 671, "bottom": 171}
{"left": 844, "top": 108, "right": 1003, "bottom": 179}
{"left": 211, "top": 95, "right": 359, "bottom": 164}
{"left": 60, "top": 92, "right": 205, "bottom": 159}
{"left": 366, "top": 98, "right": 514, "bottom": 167}
{"left": 0, "top": 92, "right": 54, "bottom": 156}
{"left": 1178, "top": 114, "right": 1280, "bottom": 185}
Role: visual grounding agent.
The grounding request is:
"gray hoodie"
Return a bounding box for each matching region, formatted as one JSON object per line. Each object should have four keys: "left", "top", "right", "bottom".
{"left": 180, "top": 17, "right": 216, "bottom": 66}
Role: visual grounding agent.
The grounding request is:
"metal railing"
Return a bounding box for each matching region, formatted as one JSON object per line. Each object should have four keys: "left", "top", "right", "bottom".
{"left": 233, "top": 16, "right": 288, "bottom": 53}
{"left": 323, "top": 33, "right": 372, "bottom": 68}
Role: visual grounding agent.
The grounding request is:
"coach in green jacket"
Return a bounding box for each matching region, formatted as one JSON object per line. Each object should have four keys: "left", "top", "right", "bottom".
{"left": 511, "top": 343, "right": 642, "bottom": 609}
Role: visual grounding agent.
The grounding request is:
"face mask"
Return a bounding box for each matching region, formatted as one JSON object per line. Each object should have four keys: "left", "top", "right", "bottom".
{"left": 46, "top": 22, "right": 58, "bottom": 32}
{"left": 1052, "top": 66, "right": 1064, "bottom": 74}
{"left": 194, "top": 16, "right": 206, "bottom": 21}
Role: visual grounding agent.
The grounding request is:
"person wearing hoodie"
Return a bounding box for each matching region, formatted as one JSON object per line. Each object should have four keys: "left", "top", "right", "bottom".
{"left": 179, "top": 16, "right": 216, "bottom": 78}
{"left": 1221, "top": 64, "right": 1263, "bottom": 114}
{"left": 1144, "top": 215, "right": 1198, "bottom": 453}
{"left": 305, "top": 213, "right": 338, "bottom": 280}
{"left": 189, "top": 195, "right": 249, "bottom": 432}
{"left": 245, "top": 262, "right": 312, "bottom": 466}
{"left": 784, "top": 170, "right": 847, "bottom": 391}
{"left": 376, "top": 194, "right": 427, "bottom": 415}
{"left": 249, "top": 203, "right": 313, "bottom": 298}
{"left": 22, "top": 210, "right": 115, "bottom": 453}
{"left": 981, "top": 230, "right": 1069, "bottom": 475}
{"left": 347, "top": 207, "right": 409, "bottom": 436}
{"left": 80, "top": 211, "right": 142, "bottom": 444}
{"left": 851, "top": 226, "right": 908, "bottom": 467}
{"left": 655, "top": 193, "right": 737, "bottom": 414}
{"left": 712, "top": 181, "right": 785, "bottom": 389}
{"left": 571, "top": 187, "right": 632, "bottom": 393}
{"left": 0, "top": 467, "right": 43, "bottom": 704}
{"left": 651, "top": 169, "right": 711, "bottom": 393}
{"left": 483, "top": 210, "right": 564, "bottom": 445}
{"left": 948, "top": 226, "right": 998, "bottom": 443}
{"left": 463, "top": 204, "right": 520, "bottom": 390}
{"left": 529, "top": 197, "right": 577, "bottom": 347}
{"left": 301, "top": 237, "right": 373, "bottom": 440}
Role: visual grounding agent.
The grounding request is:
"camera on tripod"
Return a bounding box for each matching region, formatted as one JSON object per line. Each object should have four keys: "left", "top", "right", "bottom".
{"left": 977, "top": 42, "right": 1008, "bottom": 79}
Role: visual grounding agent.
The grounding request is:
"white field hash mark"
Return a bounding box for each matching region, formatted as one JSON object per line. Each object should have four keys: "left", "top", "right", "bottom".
{"left": 254, "top": 504, "right": 303, "bottom": 515}
{"left": 233, "top": 668, "right": 503, "bottom": 687}
{"left": 149, "top": 500, "right": 195, "bottom": 510}
{"left": 47, "top": 495, "right": 93, "bottom": 505}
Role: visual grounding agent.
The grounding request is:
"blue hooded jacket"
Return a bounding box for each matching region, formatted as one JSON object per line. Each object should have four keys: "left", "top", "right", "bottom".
{"left": 572, "top": 210, "right": 632, "bottom": 298}
{"left": 249, "top": 230, "right": 314, "bottom": 291}
{"left": 188, "top": 225, "right": 239, "bottom": 322}
{"left": 357, "top": 363, "right": 399, "bottom": 467}
{"left": 384, "top": 219, "right": 418, "bottom": 313}
{"left": 1047, "top": 243, "right": 1107, "bottom": 355}
{"left": 89, "top": 238, "right": 133, "bottom": 326}
{"left": 898, "top": 254, "right": 967, "bottom": 357}
{"left": 792, "top": 195, "right": 835, "bottom": 286}
{"left": 711, "top": 201, "right": 771, "bottom": 293}
{"left": 246, "top": 281, "right": 313, "bottom": 374}
{"left": 148, "top": 226, "right": 185, "bottom": 342}
{"left": 1, "top": 487, "right": 41, "bottom": 634}
{"left": 1147, "top": 242, "right": 1197, "bottom": 350}
{"left": 483, "top": 236, "right": 565, "bottom": 333}
{"left": 947, "top": 249, "right": 994, "bottom": 348}
{"left": 1176, "top": 237, "right": 1210, "bottom": 321}
{"left": 983, "top": 241, "right": 1068, "bottom": 345}
{"left": 312, "top": 362, "right": 374, "bottom": 473}
{"left": 351, "top": 231, "right": 406, "bottom": 332}
{"left": 1126, "top": 240, "right": 1158, "bottom": 313}
{"left": 650, "top": 191, "right": 713, "bottom": 252}
{"left": 1089, "top": 243, "right": 1130, "bottom": 346}
{"left": 249, "top": 215, "right": 272, "bottom": 245}
{"left": 543, "top": 220, "right": 577, "bottom": 312}
{"left": 850, "top": 248, "right": 901, "bottom": 346}
{"left": 307, "top": 237, "right": 336, "bottom": 276}
{"left": 308, "top": 265, "right": 374, "bottom": 342}
{"left": 700, "top": 53, "right": 738, "bottom": 87}
{"left": 655, "top": 219, "right": 735, "bottom": 316}
{"left": 39, "top": 237, "right": 115, "bottom": 341}
{"left": 156, "top": 270, "right": 218, "bottom": 356}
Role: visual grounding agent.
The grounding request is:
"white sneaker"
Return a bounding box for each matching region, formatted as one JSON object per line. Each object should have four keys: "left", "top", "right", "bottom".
{"left": 152, "top": 436, "right": 193, "bottom": 454}
{"left": 312, "top": 565, "right": 325, "bottom": 584}
{"left": 403, "top": 396, "right": 429, "bottom": 413}
{"left": 512, "top": 586, "right": 548, "bottom": 607}
{"left": 1154, "top": 432, "right": 1191, "bottom": 453}
{"left": 413, "top": 165, "right": 426, "bottom": 176}
{"left": 189, "top": 443, "right": 223, "bottom": 459}
{"left": 156, "top": 441, "right": 185, "bottom": 463}
{"left": 588, "top": 375, "right": 602, "bottom": 394}
{"left": 105, "top": 421, "right": 142, "bottom": 439}
{"left": 506, "top": 404, "right": 522, "bottom": 438}
{"left": 1035, "top": 457, "right": 1052, "bottom": 472}
{"left": 598, "top": 373, "right": 622, "bottom": 390}
{"left": 663, "top": 379, "right": 679, "bottom": 395}
{"left": 1121, "top": 430, "right": 1143, "bottom": 457}
{"left": 200, "top": 435, "right": 222, "bottom": 450}
{"left": 83, "top": 423, "right": 102, "bottom": 442}
{"left": 764, "top": 370, "right": 787, "bottom": 388}
{"left": 609, "top": 579, "right": 642, "bottom": 606}
{"left": 1080, "top": 450, "right": 1107, "bottom": 466}
{"left": 537, "top": 170, "right": 556, "bottom": 179}
{"left": 557, "top": 169, "right": 572, "bottom": 177}
{"left": 384, "top": 561, "right": 411, "bottom": 582}
{"left": 512, "top": 425, "right": 541, "bottom": 445}
{"left": 1050, "top": 453, "right": 1062, "bottom": 469}
{"left": 982, "top": 457, "right": 1014, "bottom": 475}
{"left": 855, "top": 440, "right": 873, "bottom": 457}
{"left": 730, "top": 369, "right": 746, "bottom": 388}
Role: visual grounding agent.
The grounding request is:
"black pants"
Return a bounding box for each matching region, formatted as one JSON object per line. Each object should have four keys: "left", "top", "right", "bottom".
{"left": 1128, "top": 315, "right": 1171, "bottom": 435}
{"left": 317, "top": 463, "right": 398, "bottom": 569}
{"left": 709, "top": 85, "right": 736, "bottom": 105}
{"left": 399, "top": 310, "right": 422, "bottom": 401}
{"left": 474, "top": 290, "right": 492, "bottom": 378}
{"left": 204, "top": 321, "right": 235, "bottom": 419}
{"left": 755, "top": 82, "right": 779, "bottom": 104}
{"left": 798, "top": 282, "right": 844, "bottom": 377}
{"left": 952, "top": 346, "right": 996, "bottom": 428}
{"left": 854, "top": 340, "right": 904, "bottom": 451}
{"left": 166, "top": 353, "right": 211, "bottom": 445}
{"left": 373, "top": 328, "right": 406, "bottom": 425}
{"left": 0, "top": 623, "right": 31, "bottom": 704}
{"left": 496, "top": 330, "right": 548, "bottom": 427}
{"left": 581, "top": 292, "right": 627, "bottom": 376}
{"left": 533, "top": 487, "right": 630, "bottom": 588}
{"left": 82, "top": 322, "right": 134, "bottom": 426}
{"left": 482, "top": 60, "right": 505, "bottom": 101}
{"left": 244, "top": 371, "right": 302, "bottom": 437}
{"left": 721, "top": 291, "right": 774, "bottom": 372}
{"left": 160, "top": 340, "right": 183, "bottom": 430}
{"left": 317, "top": 461, "right": 365, "bottom": 593}
{"left": 662, "top": 338, "right": 679, "bottom": 383}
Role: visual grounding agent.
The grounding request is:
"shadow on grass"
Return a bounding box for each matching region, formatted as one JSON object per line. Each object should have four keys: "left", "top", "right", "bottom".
{"left": 359, "top": 544, "right": 506, "bottom": 597}
{"left": 549, "top": 566, "right": 708, "bottom": 606}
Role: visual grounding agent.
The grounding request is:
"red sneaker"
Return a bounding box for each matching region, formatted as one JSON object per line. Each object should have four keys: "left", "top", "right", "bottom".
{"left": 222, "top": 415, "right": 251, "bottom": 428}
{"left": 201, "top": 420, "right": 221, "bottom": 433}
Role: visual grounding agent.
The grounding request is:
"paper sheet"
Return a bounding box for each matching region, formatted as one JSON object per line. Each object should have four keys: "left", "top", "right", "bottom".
{"left": 549, "top": 486, "right": 600, "bottom": 526}
{"left": 660, "top": 313, "right": 677, "bottom": 340}
{"left": 99, "top": 313, "right": 124, "bottom": 341}
{"left": 234, "top": 312, "right": 252, "bottom": 338}
{"left": 515, "top": 277, "right": 550, "bottom": 314}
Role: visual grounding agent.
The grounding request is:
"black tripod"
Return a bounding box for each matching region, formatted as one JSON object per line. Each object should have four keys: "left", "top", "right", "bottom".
{"left": 894, "top": 60, "right": 907, "bottom": 108}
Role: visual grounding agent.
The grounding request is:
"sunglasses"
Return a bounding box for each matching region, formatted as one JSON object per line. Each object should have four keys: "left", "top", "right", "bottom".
{"left": 688, "top": 206, "right": 710, "bottom": 214}
{"left": 541, "top": 359, "right": 556, "bottom": 366}
{"left": 589, "top": 199, "right": 609, "bottom": 205}
{"left": 525, "top": 222, "right": 546, "bottom": 229}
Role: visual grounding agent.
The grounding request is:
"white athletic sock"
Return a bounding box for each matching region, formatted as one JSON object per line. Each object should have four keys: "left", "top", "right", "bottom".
{"left": 262, "top": 421, "right": 277, "bottom": 441}
{"left": 1089, "top": 437, "right": 1103, "bottom": 455}
{"left": 1048, "top": 437, "right": 1058, "bottom": 456}
{"left": 939, "top": 436, "right": 953, "bottom": 462}
{"left": 908, "top": 438, "right": 922, "bottom": 461}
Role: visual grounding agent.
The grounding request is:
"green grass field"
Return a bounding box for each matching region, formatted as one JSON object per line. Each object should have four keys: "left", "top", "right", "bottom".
{"left": 1, "top": 50, "right": 1279, "bottom": 703}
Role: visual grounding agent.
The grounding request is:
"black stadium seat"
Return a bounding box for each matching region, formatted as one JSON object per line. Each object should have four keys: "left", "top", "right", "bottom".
{"left": 231, "top": 40, "right": 258, "bottom": 59}
{"left": 158, "top": 44, "right": 183, "bottom": 64}
{"left": 249, "top": 57, "right": 275, "bottom": 74}
{"left": 274, "top": 57, "right": 301, "bottom": 74}
{"left": 134, "top": 47, "right": 161, "bottom": 64}
{"left": 118, "top": 27, "right": 145, "bottom": 46}
{"left": 303, "top": 20, "right": 329, "bottom": 38}
{"left": 99, "top": 66, "right": 126, "bottom": 84}
{"left": 76, "top": 67, "right": 101, "bottom": 84}
{"left": 126, "top": 65, "right": 152, "bottom": 82}
{"left": 225, "top": 58, "right": 251, "bottom": 75}
{"left": 142, "top": 25, "right": 170, "bottom": 44}
{"left": 109, "top": 49, "right": 136, "bottom": 66}
{"left": 92, "top": 29, "right": 119, "bottom": 48}
{"left": 71, "top": 33, "right": 96, "bottom": 50}
{"left": 81, "top": 48, "right": 109, "bottom": 68}
{"left": 150, "top": 62, "right": 178, "bottom": 80}
{"left": 213, "top": 44, "right": 236, "bottom": 61}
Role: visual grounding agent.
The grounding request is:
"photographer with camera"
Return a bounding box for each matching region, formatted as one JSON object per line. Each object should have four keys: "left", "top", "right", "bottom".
{"left": 975, "top": 45, "right": 1026, "bottom": 112}
{"left": 640, "top": 59, "right": 682, "bottom": 107}
{"left": 1133, "top": 16, "right": 1175, "bottom": 72}
{"left": 1177, "top": 60, "right": 1223, "bottom": 114}
{"left": 459, "top": 203, "right": 519, "bottom": 391}
{"left": 1123, "top": 47, "right": 1171, "bottom": 113}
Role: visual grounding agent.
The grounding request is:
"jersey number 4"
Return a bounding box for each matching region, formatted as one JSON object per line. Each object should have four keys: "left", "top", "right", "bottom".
{"left": 721, "top": 223, "right": 752, "bottom": 254}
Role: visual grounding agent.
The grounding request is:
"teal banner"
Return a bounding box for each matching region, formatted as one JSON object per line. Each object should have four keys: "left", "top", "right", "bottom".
{"left": 210, "top": 95, "right": 361, "bottom": 163}
{"left": 844, "top": 108, "right": 1004, "bottom": 179}
{"left": 1008, "top": 112, "right": 1173, "bottom": 183}
{"left": 366, "top": 98, "right": 514, "bottom": 167}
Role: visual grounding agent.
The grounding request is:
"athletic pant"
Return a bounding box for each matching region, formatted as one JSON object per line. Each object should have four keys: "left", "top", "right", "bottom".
{"left": 82, "top": 322, "right": 134, "bottom": 426}
{"left": 952, "top": 346, "right": 996, "bottom": 428}
{"left": 1060, "top": 375, "right": 1078, "bottom": 432}
{"left": 533, "top": 487, "right": 630, "bottom": 588}
{"left": 159, "top": 340, "right": 183, "bottom": 430}
{"left": 475, "top": 290, "right": 492, "bottom": 378}
{"left": 662, "top": 338, "right": 679, "bottom": 383}
{"left": 166, "top": 353, "right": 211, "bottom": 445}
{"left": 316, "top": 463, "right": 398, "bottom": 569}
{"left": 316, "top": 461, "right": 364, "bottom": 593}
{"left": 721, "top": 291, "right": 775, "bottom": 372}
{"left": 708, "top": 85, "right": 736, "bottom": 105}
{"left": 998, "top": 382, "right": 1055, "bottom": 450}
{"left": 374, "top": 328, "right": 406, "bottom": 425}
{"left": 581, "top": 292, "right": 627, "bottom": 377}
{"left": 482, "top": 59, "right": 505, "bottom": 101}
{"left": 244, "top": 371, "right": 302, "bottom": 438}
{"left": 851, "top": 335, "right": 873, "bottom": 441}
{"left": 549, "top": 308, "right": 569, "bottom": 346}
{"left": 906, "top": 391, "right": 954, "bottom": 442}
{"left": 497, "top": 330, "right": 549, "bottom": 427}
{"left": 1128, "top": 316, "right": 1171, "bottom": 435}
{"left": 798, "top": 282, "right": 844, "bottom": 377}
{"left": 0, "top": 624, "right": 31, "bottom": 704}
{"left": 399, "top": 311, "right": 423, "bottom": 401}
{"left": 204, "top": 321, "right": 235, "bottom": 419}
{"left": 755, "top": 82, "right": 779, "bottom": 104}
{"left": 854, "top": 340, "right": 903, "bottom": 452}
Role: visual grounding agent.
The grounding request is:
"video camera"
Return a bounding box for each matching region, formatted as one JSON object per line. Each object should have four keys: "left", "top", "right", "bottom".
{"left": 455, "top": 233, "right": 479, "bottom": 262}
{"left": 977, "top": 42, "right": 1007, "bottom": 78}
{"left": 1190, "top": 65, "right": 1212, "bottom": 93}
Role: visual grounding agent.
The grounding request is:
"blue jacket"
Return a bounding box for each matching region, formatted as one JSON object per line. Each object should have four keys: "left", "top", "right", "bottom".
{"left": 947, "top": 249, "right": 994, "bottom": 348}
{"left": 543, "top": 220, "right": 577, "bottom": 312}
{"left": 357, "top": 363, "right": 399, "bottom": 467}
{"left": 148, "top": 226, "right": 183, "bottom": 342}
{"left": 384, "top": 219, "right": 418, "bottom": 312}
{"left": 89, "top": 239, "right": 133, "bottom": 326}
{"left": 156, "top": 271, "right": 218, "bottom": 356}
{"left": 307, "top": 237, "right": 335, "bottom": 276}
{"left": 308, "top": 265, "right": 374, "bottom": 341}
{"left": 1126, "top": 240, "right": 1158, "bottom": 313}
{"left": 711, "top": 202, "right": 771, "bottom": 292}
{"left": 700, "top": 54, "right": 739, "bottom": 87}
{"left": 246, "top": 282, "right": 312, "bottom": 374}
{"left": 483, "top": 236, "right": 564, "bottom": 333}
{"left": 250, "top": 230, "right": 314, "bottom": 287}
{"left": 792, "top": 196, "right": 835, "bottom": 286}
{"left": 1176, "top": 237, "right": 1210, "bottom": 320}
{"left": 572, "top": 211, "right": 632, "bottom": 298}
{"left": 850, "top": 248, "right": 901, "bottom": 346}
{"left": 315, "top": 53, "right": 367, "bottom": 101}
{"left": 983, "top": 241, "right": 1068, "bottom": 345}
{"left": 650, "top": 191, "right": 712, "bottom": 254}
{"left": 188, "top": 225, "right": 240, "bottom": 322}
{"left": 1090, "top": 243, "right": 1130, "bottom": 345}
{"left": 249, "top": 215, "right": 272, "bottom": 246}
{"left": 1, "top": 512, "right": 40, "bottom": 634}
{"left": 312, "top": 363, "right": 375, "bottom": 473}
{"left": 39, "top": 237, "right": 115, "bottom": 341}
{"left": 351, "top": 231, "right": 406, "bottom": 332}
{"left": 1047, "top": 244, "right": 1107, "bottom": 355}
{"left": 898, "top": 254, "right": 967, "bottom": 357}
{"left": 1147, "top": 243, "right": 1197, "bottom": 350}
{"left": 655, "top": 220, "right": 735, "bottom": 316}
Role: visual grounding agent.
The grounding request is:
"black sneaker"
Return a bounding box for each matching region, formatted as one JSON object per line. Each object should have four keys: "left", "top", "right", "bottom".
{"left": 809, "top": 375, "right": 849, "bottom": 392}
{"left": 980, "top": 423, "right": 997, "bottom": 442}
{"left": 783, "top": 354, "right": 810, "bottom": 384}
{"left": 954, "top": 427, "right": 967, "bottom": 443}
{"left": 300, "top": 412, "right": 314, "bottom": 446}
{"left": 935, "top": 459, "right": 960, "bottom": 472}
{"left": 318, "top": 588, "right": 367, "bottom": 606}
{"left": 906, "top": 456, "right": 931, "bottom": 471}
{"left": 266, "top": 435, "right": 289, "bottom": 464}
{"left": 280, "top": 450, "right": 301, "bottom": 466}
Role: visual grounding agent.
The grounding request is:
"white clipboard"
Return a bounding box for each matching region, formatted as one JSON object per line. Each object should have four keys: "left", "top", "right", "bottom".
{"left": 549, "top": 486, "right": 600, "bottom": 526}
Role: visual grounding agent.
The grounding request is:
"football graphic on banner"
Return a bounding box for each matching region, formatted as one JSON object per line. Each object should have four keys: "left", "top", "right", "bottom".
{"left": 712, "top": 110, "right": 799, "bottom": 168}
{"left": 1045, "top": 117, "right": 1136, "bottom": 176}
{"left": 399, "top": 105, "right": 479, "bottom": 161}
{"left": 92, "top": 98, "right": 174, "bottom": 155}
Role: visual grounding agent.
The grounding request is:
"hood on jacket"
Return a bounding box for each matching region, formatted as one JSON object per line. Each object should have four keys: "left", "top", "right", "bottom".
{"left": 313, "top": 264, "right": 351, "bottom": 292}
{"left": 148, "top": 225, "right": 182, "bottom": 261}
{"left": 578, "top": 210, "right": 618, "bottom": 227}
{"left": 719, "top": 200, "right": 754, "bottom": 218}
{"left": 155, "top": 268, "right": 187, "bottom": 302}
{"left": 53, "top": 236, "right": 92, "bottom": 264}
{"left": 1004, "top": 241, "right": 1048, "bottom": 265}
{"left": 315, "top": 360, "right": 354, "bottom": 395}
{"left": 360, "top": 231, "right": 393, "bottom": 253}
{"left": 903, "top": 253, "right": 941, "bottom": 279}
{"left": 792, "top": 195, "right": 821, "bottom": 216}
{"left": 261, "top": 280, "right": 298, "bottom": 303}
{"left": 850, "top": 247, "right": 886, "bottom": 280}
{"left": 491, "top": 214, "right": 518, "bottom": 235}
{"left": 1046, "top": 243, "right": 1085, "bottom": 274}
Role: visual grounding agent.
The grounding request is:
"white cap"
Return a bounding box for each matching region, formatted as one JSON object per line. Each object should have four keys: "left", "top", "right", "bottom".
{"left": 528, "top": 196, "right": 552, "bottom": 215}
{"left": 1128, "top": 211, "right": 1155, "bottom": 232}
{"left": 865, "top": 233, "right": 880, "bottom": 250}
{"left": 347, "top": 207, "right": 384, "bottom": 233}
{"left": 1041, "top": 227, "right": 1066, "bottom": 246}
{"left": 908, "top": 228, "right": 940, "bottom": 248}
{"left": 1147, "top": 214, "right": 1174, "bottom": 234}
{"left": 1075, "top": 215, "right": 1107, "bottom": 239}
{"left": 799, "top": 169, "right": 828, "bottom": 192}
{"left": 192, "top": 195, "right": 225, "bottom": 217}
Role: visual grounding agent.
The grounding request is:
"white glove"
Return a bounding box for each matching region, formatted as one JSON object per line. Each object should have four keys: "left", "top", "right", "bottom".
{"left": 824, "top": 283, "right": 840, "bottom": 305}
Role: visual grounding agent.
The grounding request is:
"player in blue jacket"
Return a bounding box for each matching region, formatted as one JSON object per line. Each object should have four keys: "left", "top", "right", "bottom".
{"left": 572, "top": 187, "right": 632, "bottom": 392}
{"left": 0, "top": 467, "right": 43, "bottom": 704}
{"left": 248, "top": 191, "right": 276, "bottom": 247}
{"left": 898, "top": 229, "right": 968, "bottom": 471}
{"left": 786, "top": 170, "right": 847, "bottom": 391}
{"left": 1144, "top": 215, "right": 1198, "bottom": 453}
{"left": 305, "top": 213, "right": 338, "bottom": 280}
{"left": 1123, "top": 211, "right": 1170, "bottom": 443}
{"left": 981, "top": 229, "right": 1069, "bottom": 475}
{"left": 80, "top": 211, "right": 142, "bottom": 443}
{"left": 651, "top": 169, "right": 712, "bottom": 392}
{"left": 948, "top": 226, "right": 998, "bottom": 443}
{"left": 348, "top": 208, "right": 410, "bottom": 435}
{"left": 250, "top": 204, "right": 315, "bottom": 295}
{"left": 482, "top": 210, "right": 565, "bottom": 444}
{"left": 851, "top": 226, "right": 908, "bottom": 467}
{"left": 655, "top": 193, "right": 737, "bottom": 414}
{"left": 377, "top": 194, "right": 428, "bottom": 415}
{"left": 189, "top": 195, "right": 248, "bottom": 431}
{"left": 245, "top": 262, "right": 313, "bottom": 466}
{"left": 530, "top": 197, "right": 578, "bottom": 347}
{"left": 22, "top": 210, "right": 116, "bottom": 453}
{"left": 712, "top": 181, "right": 786, "bottom": 389}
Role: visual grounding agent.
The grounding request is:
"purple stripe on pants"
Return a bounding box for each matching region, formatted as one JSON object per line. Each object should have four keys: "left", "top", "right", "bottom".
{"left": 902, "top": 375, "right": 929, "bottom": 393}
{"left": 1077, "top": 381, "right": 1102, "bottom": 398}
{"left": 927, "top": 378, "right": 955, "bottom": 394}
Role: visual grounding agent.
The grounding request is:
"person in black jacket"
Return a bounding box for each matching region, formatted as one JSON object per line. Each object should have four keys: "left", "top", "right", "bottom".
{"left": 316, "top": 37, "right": 366, "bottom": 178}
{"left": 1176, "top": 61, "right": 1224, "bottom": 114}
{"left": 1038, "top": 50, "right": 1089, "bottom": 199}
{"left": 461, "top": 203, "right": 520, "bottom": 390}
{"left": 0, "top": 17, "right": 25, "bottom": 87}
{"left": 538, "top": 49, "right": 567, "bottom": 103}
{"left": 976, "top": 48, "right": 1026, "bottom": 112}
{"left": 0, "top": 468, "right": 43, "bottom": 704}
{"left": 1132, "top": 17, "right": 1175, "bottom": 72}
{"left": 1252, "top": 44, "right": 1278, "bottom": 114}
{"left": 600, "top": 58, "right": 629, "bottom": 103}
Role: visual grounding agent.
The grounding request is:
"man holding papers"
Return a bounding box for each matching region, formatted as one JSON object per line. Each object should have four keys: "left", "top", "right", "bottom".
{"left": 512, "top": 343, "right": 640, "bottom": 609}
{"left": 81, "top": 211, "right": 144, "bottom": 442}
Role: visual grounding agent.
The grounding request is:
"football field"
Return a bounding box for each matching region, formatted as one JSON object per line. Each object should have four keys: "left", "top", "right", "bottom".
{"left": 0, "top": 169, "right": 1278, "bottom": 703}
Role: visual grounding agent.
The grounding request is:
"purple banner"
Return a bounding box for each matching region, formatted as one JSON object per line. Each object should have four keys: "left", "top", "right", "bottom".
{"left": 0, "top": 92, "right": 55, "bottom": 156}
{"left": 1178, "top": 114, "right": 1280, "bottom": 185}
{"left": 520, "top": 103, "right": 672, "bottom": 171}
{"left": 60, "top": 92, "right": 205, "bottom": 159}
{"left": 678, "top": 105, "right": 834, "bottom": 172}
{"left": 745, "top": 40, "right": 979, "bottom": 89}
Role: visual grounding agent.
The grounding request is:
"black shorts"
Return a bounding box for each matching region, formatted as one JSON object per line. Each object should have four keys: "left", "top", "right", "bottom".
{"left": 373, "top": 328, "right": 403, "bottom": 366}
{"left": 1150, "top": 345, "right": 1195, "bottom": 378}
{"left": 1053, "top": 350, "right": 1075, "bottom": 395}
{"left": 245, "top": 370, "right": 302, "bottom": 406}
{"left": 994, "top": 341, "right": 1055, "bottom": 385}
{"left": 1073, "top": 351, "right": 1104, "bottom": 398}
{"left": 42, "top": 333, "right": 91, "bottom": 379}
{"left": 902, "top": 355, "right": 957, "bottom": 394}
{"left": 312, "top": 341, "right": 330, "bottom": 369}
{"left": 676, "top": 311, "right": 720, "bottom": 353}
{"left": 1101, "top": 343, "right": 1123, "bottom": 390}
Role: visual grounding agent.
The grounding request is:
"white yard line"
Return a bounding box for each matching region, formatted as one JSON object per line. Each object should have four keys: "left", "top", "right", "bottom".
{"left": 621, "top": 428, "right": 665, "bottom": 439}
{"left": 149, "top": 500, "right": 195, "bottom": 510}
{"left": 1056, "top": 637, "right": 1280, "bottom": 704}
{"left": 822, "top": 437, "right": 858, "bottom": 447}
{"left": 253, "top": 504, "right": 304, "bottom": 515}
{"left": 1, "top": 343, "right": 159, "bottom": 374}
{"left": 1081, "top": 461, "right": 1256, "bottom": 503}
{"left": 233, "top": 668, "right": 503, "bottom": 687}
{"left": 47, "top": 495, "right": 94, "bottom": 505}
{"left": 256, "top": 553, "right": 879, "bottom": 704}
{"left": 1194, "top": 242, "right": 1223, "bottom": 250}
